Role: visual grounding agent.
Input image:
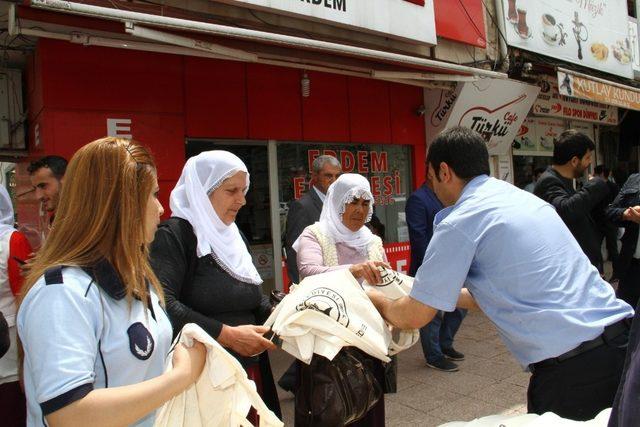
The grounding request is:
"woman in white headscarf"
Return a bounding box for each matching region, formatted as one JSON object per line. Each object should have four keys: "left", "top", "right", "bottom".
{"left": 294, "top": 173, "right": 389, "bottom": 426}
{"left": 295, "top": 173, "right": 389, "bottom": 285}
{"left": 0, "top": 185, "right": 32, "bottom": 426}
{"left": 149, "top": 151, "right": 281, "bottom": 421}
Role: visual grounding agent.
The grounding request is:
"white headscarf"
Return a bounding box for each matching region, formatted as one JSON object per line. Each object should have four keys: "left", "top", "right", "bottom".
{"left": 170, "top": 151, "right": 262, "bottom": 285}
{"left": 0, "top": 186, "right": 15, "bottom": 239}
{"left": 296, "top": 174, "right": 375, "bottom": 255}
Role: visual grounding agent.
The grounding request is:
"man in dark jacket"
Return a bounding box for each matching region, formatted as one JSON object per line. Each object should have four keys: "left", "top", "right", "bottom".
{"left": 534, "top": 130, "right": 609, "bottom": 272}
{"left": 608, "top": 174, "right": 640, "bottom": 427}
{"left": 605, "top": 173, "right": 640, "bottom": 308}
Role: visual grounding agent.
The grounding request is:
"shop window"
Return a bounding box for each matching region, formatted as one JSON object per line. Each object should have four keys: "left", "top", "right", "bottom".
{"left": 630, "top": 0, "right": 637, "bottom": 18}
{"left": 513, "top": 156, "right": 553, "bottom": 190}
{"left": 277, "top": 142, "right": 413, "bottom": 244}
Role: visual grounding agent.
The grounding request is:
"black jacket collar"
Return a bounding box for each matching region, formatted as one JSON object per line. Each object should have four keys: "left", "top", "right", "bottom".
{"left": 82, "top": 259, "right": 127, "bottom": 300}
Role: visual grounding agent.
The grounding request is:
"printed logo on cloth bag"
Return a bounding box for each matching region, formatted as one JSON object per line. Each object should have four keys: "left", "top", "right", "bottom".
{"left": 127, "top": 322, "right": 155, "bottom": 360}
{"left": 296, "top": 287, "right": 350, "bottom": 328}
{"left": 378, "top": 268, "right": 404, "bottom": 288}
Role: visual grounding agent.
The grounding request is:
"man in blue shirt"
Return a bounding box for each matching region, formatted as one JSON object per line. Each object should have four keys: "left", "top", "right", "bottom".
{"left": 368, "top": 126, "right": 633, "bottom": 421}
{"left": 406, "top": 176, "right": 466, "bottom": 372}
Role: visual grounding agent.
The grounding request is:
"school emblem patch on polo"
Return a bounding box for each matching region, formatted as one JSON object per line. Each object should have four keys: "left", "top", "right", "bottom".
{"left": 127, "top": 322, "right": 155, "bottom": 360}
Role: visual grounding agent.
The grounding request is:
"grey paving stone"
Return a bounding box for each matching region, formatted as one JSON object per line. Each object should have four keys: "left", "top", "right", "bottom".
{"left": 502, "top": 371, "right": 531, "bottom": 388}
{"left": 426, "top": 395, "right": 508, "bottom": 423}
{"left": 456, "top": 337, "right": 507, "bottom": 359}
{"left": 385, "top": 400, "right": 448, "bottom": 427}
{"left": 472, "top": 381, "right": 528, "bottom": 409}
{"left": 461, "top": 357, "right": 524, "bottom": 381}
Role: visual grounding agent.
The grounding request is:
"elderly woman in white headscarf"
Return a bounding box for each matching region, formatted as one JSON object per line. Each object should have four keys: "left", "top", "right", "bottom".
{"left": 149, "top": 151, "right": 281, "bottom": 421}
{"left": 294, "top": 173, "right": 389, "bottom": 426}
{"left": 295, "top": 173, "right": 389, "bottom": 285}
{"left": 0, "top": 185, "right": 32, "bottom": 426}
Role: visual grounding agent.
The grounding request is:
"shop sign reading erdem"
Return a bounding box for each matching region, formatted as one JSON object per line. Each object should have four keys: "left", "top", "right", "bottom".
{"left": 299, "top": 0, "right": 346, "bottom": 11}
{"left": 220, "top": 0, "right": 436, "bottom": 44}
{"left": 292, "top": 150, "right": 402, "bottom": 206}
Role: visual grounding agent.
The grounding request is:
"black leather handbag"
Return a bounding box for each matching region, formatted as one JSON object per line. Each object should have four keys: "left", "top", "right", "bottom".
{"left": 295, "top": 347, "right": 382, "bottom": 426}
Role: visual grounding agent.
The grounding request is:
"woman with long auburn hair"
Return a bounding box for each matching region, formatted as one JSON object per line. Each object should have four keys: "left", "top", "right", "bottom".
{"left": 17, "top": 137, "right": 206, "bottom": 427}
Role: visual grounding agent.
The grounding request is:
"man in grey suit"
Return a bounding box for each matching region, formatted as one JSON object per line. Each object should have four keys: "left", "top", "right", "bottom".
{"left": 284, "top": 154, "right": 342, "bottom": 284}
{"left": 279, "top": 155, "right": 341, "bottom": 393}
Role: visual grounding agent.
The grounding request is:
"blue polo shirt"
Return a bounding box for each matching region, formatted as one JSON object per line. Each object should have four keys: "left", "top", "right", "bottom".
{"left": 18, "top": 261, "right": 172, "bottom": 426}
{"left": 410, "top": 175, "right": 633, "bottom": 368}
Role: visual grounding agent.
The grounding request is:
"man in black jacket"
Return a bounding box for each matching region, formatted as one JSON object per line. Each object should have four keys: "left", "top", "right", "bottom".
{"left": 608, "top": 177, "right": 640, "bottom": 426}
{"left": 534, "top": 130, "right": 609, "bottom": 272}
{"left": 606, "top": 173, "right": 640, "bottom": 308}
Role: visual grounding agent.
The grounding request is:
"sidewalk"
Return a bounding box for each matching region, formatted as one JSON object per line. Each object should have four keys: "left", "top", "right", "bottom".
{"left": 270, "top": 310, "right": 528, "bottom": 426}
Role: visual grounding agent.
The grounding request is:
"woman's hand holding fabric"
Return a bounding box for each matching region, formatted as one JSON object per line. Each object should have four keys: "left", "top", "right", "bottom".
{"left": 172, "top": 341, "right": 207, "bottom": 387}
{"left": 218, "top": 324, "right": 276, "bottom": 356}
{"left": 349, "top": 261, "right": 390, "bottom": 285}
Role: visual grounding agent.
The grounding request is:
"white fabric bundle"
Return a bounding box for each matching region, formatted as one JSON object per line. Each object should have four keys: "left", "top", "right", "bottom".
{"left": 154, "top": 324, "right": 282, "bottom": 427}
{"left": 363, "top": 267, "right": 420, "bottom": 355}
{"left": 265, "top": 269, "right": 395, "bottom": 364}
{"left": 440, "top": 407, "right": 611, "bottom": 427}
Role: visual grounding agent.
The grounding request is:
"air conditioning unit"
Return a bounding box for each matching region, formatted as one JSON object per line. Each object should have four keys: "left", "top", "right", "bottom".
{"left": 0, "top": 69, "right": 26, "bottom": 150}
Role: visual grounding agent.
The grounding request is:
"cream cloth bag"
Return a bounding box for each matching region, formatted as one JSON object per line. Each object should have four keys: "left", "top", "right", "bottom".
{"left": 303, "top": 224, "right": 418, "bottom": 357}
{"left": 264, "top": 269, "right": 392, "bottom": 364}
{"left": 363, "top": 267, "right": 420, "bottom": 356}
{"left": 154, "top": 324, "right": 282, "bottom": 427}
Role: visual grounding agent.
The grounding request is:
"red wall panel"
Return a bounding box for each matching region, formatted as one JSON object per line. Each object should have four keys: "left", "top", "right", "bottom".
{"left": 38, "top": 39, "right": 183, "bottom": 114}
{"left": 302, "top": 71, "right": 350, "bottom": 142}
{"left": 184, "top": 57, "right": 248, "bottom": 138}
{"left": 412, "top": 143, "right": 427, "bottom": 190}
{"left": 389, "top": 83, "right": 425, "bottom": 145}
{"left": 246, "top": 64, "right": 302, "bottom": 141}
{"left": 348, "top": 77, "right": 391, "bottom": 144}
{"left": 47, "top": 111, "right": 185, "bottom": 181}
{"left": 28, "top": 110, "right": 52, "bottom": 156}
{"left": 25, "top": 50, "right": 44, "bottom": 124}
{"left": 434, "top": 0, "right": 487, "bottom": 48}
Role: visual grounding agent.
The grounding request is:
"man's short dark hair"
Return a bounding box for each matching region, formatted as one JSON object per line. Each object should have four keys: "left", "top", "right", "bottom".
{"left": 594, "top": 164, "right": 610, "bottom": 177}
{"left": 553, "top": 130, "right": 595, "bottom": 165}
{"left": 427, "top": 126, "right": 490, "bottom": 181}
{"left": 27, "top": 156, "right": 67, "bottom": 179}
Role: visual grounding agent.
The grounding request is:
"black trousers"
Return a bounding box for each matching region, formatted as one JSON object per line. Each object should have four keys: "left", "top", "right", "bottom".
{"left": 618, "top": 259, "right": 640, "bottom": 309}
{"left": 527, "top": 331, "right": 628, "bottom": 421}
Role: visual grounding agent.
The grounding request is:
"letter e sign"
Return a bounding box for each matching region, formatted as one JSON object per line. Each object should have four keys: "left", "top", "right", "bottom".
{"left": 107, "top": 118, "right": 132, "bottom": 139}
